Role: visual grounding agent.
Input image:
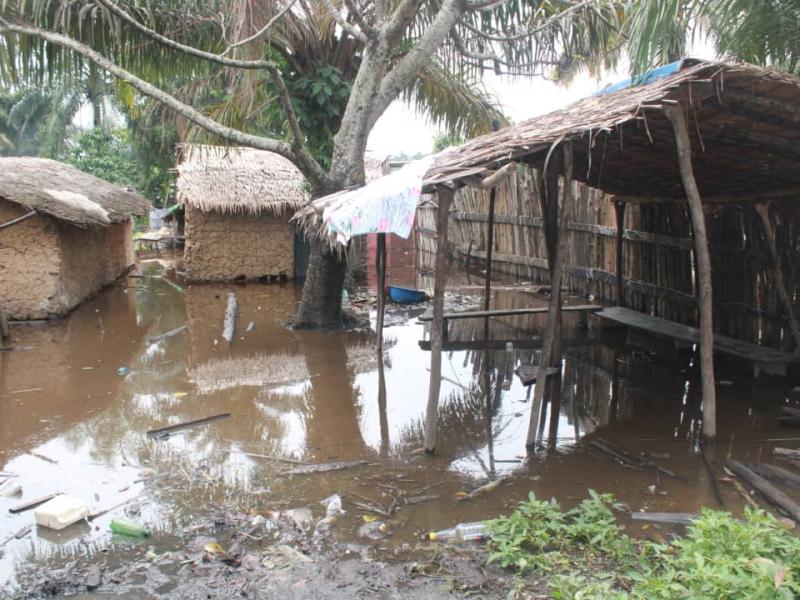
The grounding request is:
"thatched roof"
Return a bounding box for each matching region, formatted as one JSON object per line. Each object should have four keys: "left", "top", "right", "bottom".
{"left": 176, "top": 144, "right": 308, "bottom": 215}
{"left": 0, "top": 157, "right": 149, "bottom": 227}
{"left": 424, "top": 58, "right": 800, "bottom": 200}
{"left": 303, "top": 59, "right": 800, "bottom": 231}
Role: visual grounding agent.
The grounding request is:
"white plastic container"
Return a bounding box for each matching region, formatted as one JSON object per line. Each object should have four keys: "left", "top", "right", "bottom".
{"left": 34, "top": 495, "right": 89, "bottom": 530}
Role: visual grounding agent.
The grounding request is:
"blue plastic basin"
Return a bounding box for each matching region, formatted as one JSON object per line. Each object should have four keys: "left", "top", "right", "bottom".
{"left": 388, "top": 285, "right": 425, "bottom": 304}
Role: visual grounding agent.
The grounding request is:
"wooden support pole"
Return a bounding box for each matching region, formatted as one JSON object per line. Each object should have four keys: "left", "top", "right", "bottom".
{"left": 0, "top": 307, "right": 9, "bottom": 342}
{"left": 754, "top": 203, "right": 800, "bottom": 352}
{"left": 527, "top": 141, "right": 573, "bottom": 449}
{"left": 376, "top": 232, "right": 387, "bottom": 352}
{"left": 483, "top": 187, "right": 497, "bottom": 339}
{"left": 665, "top": 105, "right": 717, "bottom": 439}
{"left": 424, "top": 187, "right": 454, "bottom": 454}
{"left": 614, "top": 200, "right": 627, "bottom": 307}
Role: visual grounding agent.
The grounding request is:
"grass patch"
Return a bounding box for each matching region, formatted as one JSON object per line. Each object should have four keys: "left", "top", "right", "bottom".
{"left": 486, "top": 490, "right": 800, "bottom": 599}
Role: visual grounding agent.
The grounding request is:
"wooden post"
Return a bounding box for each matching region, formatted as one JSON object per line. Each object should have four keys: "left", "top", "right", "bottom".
{"left": 665, "top": 105, "right": 717, "bottom": 439}
{"left": 755, "top": 203, "right": 800, "bottom": 352}
{"left": 424, "top": 187, "right": 454, "bottom": 454}
{"left": 0, "top": 307, "right": 9, "bottom": 342}
{"left": 376, "top": 232, "right": 387, "bottom": 352}
{"left": 614, "top": 200, "right": 627, "bottom": 307}
{"left": 483, "top": 187, "right": 497, "bottom": 339}
{"left": 527, "top": 141, "right": 574, "bottom": 449}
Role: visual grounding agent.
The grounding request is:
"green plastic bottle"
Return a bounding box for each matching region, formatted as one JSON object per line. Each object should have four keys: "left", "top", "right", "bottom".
{"left": 110, "top": 518, "right": 151, "bottom": 537}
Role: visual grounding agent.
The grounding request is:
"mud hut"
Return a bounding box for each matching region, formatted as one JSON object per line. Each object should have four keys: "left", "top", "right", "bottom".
{"left": 176, "top": 145, "right": 309, "bottom": 281}
{"left": 0, "top": 157, "right": 149, "bottom": 320}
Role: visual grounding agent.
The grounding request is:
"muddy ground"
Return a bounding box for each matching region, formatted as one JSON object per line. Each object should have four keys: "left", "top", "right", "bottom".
{"left": 3, "top": 248, "right": 800, "bottom": 598}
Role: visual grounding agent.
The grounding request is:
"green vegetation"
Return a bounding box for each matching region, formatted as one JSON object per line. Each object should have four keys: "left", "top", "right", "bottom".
{"left": 487, "top": 490, "right": 800, "bottom": 599}
{"left": 67, "top": 127, "right": 138, "bottom": 188}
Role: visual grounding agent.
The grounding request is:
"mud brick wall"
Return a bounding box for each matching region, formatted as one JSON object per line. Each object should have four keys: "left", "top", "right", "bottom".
{"left": 183, "top": 205, "right": 294, "bottom": 281}
{"left": 0, "top": 199, "right": 136, "bottom": 319}
{"left": 58, "top": 219, "right": 135, "bottom": 312}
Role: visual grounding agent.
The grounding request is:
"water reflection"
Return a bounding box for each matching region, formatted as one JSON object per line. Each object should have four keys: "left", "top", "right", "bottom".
{"left": 1, "top": 263, "right": 799, "bottom": 588}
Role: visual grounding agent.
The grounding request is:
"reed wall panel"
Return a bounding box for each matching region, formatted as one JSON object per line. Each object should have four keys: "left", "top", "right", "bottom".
{"left": 416, "top": 165, "right": 800, "bottom": 351}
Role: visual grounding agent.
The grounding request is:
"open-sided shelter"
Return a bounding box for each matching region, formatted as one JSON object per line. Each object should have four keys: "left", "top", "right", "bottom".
{"left": 302, "top": 58, "right": 800, "bottom": 447}
{"left": 176, "top": 144, "right": 309, "bottom": 282}
{"left": 0, "top": 157, "right": 149, "bottom": 320}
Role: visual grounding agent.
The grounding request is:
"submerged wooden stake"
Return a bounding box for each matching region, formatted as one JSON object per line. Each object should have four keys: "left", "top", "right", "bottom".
{"left": 424, "top": 187, "right": 454, "bottom": 453}
{"left": 666, "top": 105, "right": 717, "bottom": 439}
{"left": 0, "top": 307, "right": 9, "bottom": 342}
{"left": 376, "top": 232, "right": 387, "bottom": 352}
{"left": 527, "top": 141, "right": 573, "bottom": 449}
{"left": 755, "top": 203, "right": 800, "bottom": 352}
{"left": 222, "top": 292, "right": 237, "bottom": 343}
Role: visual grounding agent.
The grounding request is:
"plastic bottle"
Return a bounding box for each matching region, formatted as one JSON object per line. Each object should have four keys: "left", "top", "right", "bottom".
{"left": 110, "top": 518, "right": 151, "bottom": 537}
{"left": 429, "top": 521, "right": 490, "bottom": 542}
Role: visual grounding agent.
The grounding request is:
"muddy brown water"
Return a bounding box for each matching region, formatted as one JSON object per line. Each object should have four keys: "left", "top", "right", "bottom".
{"left": 2, "top": 258, "right": 800, "bottom": 590}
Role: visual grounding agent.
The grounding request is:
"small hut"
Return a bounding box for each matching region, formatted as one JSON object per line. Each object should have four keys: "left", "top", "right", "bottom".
{"left": 302, "top": 58, "right": 800, "bottom": 447}
{"left": 0, "top": 157, "right": 149, "bottom": 320}
{"left": 176, "top": 145, "right": 309, "bottom": 281}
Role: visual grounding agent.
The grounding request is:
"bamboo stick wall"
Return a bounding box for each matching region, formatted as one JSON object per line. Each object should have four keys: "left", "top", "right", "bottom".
{"left": 416, "top": 165, "right": 800, "bottom": 351}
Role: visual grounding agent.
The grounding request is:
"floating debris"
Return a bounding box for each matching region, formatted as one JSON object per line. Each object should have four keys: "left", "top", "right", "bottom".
{"left": 146, "top": 412, "right": 231, "bottom": 439}
{"left": 281, "top": 460, "right": 367, "bottom": 476}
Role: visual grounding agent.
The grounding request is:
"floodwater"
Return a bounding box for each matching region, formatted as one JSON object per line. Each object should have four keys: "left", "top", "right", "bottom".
{"left": 2, "top": 251, "right": 800, "bottom": 590}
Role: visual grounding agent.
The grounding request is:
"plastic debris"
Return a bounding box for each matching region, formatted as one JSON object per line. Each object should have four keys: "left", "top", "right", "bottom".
{"left": 320, "top": 494, "right": 344, "bottom": 518}
{"left": 429, "top": 521, "right": 489, "bottom": 542}
{"left": 283, "top": 507, "right": 313, "bottom": 532}
{"left": 110, "top": 518, "right": 151, "bottom": 537}
{"left": 117, "top": 367, "right": 130, "bottom": 376}
{"left": 0, "top": 480, "right": 22, "bottom": 497}
{"left": 204, "top": 541, "right": 226, "bottom": 556}
{"left": 34, "top": 496, "right": 88, "bottom": 530}
{"left": 358, "top": 520, "right": 389, "bottom": 540}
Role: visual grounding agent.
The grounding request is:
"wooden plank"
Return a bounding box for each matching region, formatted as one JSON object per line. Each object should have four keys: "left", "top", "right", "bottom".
{"left": 629, "top": 512, "right": 697, "bottom": 525}
{"left": 418, "top": 336, "right": 605, "bottom": 351}
{"left": 418, "top": 304, "right": 601, "bottom": 322}
{"left": 281, "top": 460, "right": 367, "bottom": 476}
{"left": 595, "top": 306, "right": 800, "bottom": 365}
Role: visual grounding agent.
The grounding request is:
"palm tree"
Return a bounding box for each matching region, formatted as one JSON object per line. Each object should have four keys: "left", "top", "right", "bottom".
{"left": 625, "top": 0, "right": 800, "bottom": 75}
{"left": 0, "top": 0, "right": 628, "bottom": 327}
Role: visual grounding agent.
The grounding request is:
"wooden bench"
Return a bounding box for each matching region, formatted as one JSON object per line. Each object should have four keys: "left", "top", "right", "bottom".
{"left": 594, "top": 306, "right": 800, "bottom": 377}
{"left": 419, "top": 304, "right": 602, "bottom": 338}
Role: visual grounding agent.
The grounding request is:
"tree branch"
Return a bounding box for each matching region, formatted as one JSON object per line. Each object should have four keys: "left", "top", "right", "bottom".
{"left": 465, "top": 0, "right": 510, "bottom": 11}
{"left": 342, "top": 0, "right": 377, "bottom": 40}
{"left": 382, "top": 0, "right": 424, "bottom": 45}
{"left": 319, "top": 0, "right": 369, "bottom": 43}
{"left": 0, "top": 19, "right": 331, "bottom": 190}
{"left": 372, "top": 0, "right": 463, "bottom": 124}
{"left": 95, "top": 0, "right": 275, "bottom": 70}
{"left": 222, "top": 0, "right": 299, "bottom": 55}
{"left": 265, "top": 63, "right": 306, "bottom": 153}
{"left": 461, "top": 0, "right": 602, "bottom": 43}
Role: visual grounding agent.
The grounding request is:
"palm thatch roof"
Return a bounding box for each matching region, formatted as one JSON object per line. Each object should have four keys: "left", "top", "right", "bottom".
{"left": 176, "top": 144, "right": 308, "bottom": 215}
{"left": 0, "top": 157, "right": 149, "bottom": 227}
{"left": 301, "top": 58, "right": 800, "bottom": 236}
{"left": 424, "top": 58, "right": 800, "bottom": 200}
